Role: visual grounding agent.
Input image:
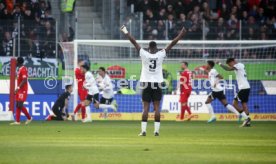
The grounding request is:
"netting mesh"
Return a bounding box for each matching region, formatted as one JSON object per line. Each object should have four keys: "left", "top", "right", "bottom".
{"left": 60, "top": 40, "right": 276, "bottom": 116}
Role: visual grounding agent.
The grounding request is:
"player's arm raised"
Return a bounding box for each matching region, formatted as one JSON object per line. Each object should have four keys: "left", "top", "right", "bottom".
{"left": 216, "top": 61, "right": 235, "bottom": 71}
{"left": 165, "top": 27, "right": 186, "bottom": 52}
{"left": 120, "top": 25, "right": 141, "bottom": 51}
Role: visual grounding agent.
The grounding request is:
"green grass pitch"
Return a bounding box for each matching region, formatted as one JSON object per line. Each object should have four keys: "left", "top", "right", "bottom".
{"left": 0, "top": 121, "right": 276, "bottom": 164}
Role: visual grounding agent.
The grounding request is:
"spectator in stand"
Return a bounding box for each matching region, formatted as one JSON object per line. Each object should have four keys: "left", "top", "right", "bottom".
{"left": 208, "top": 17, "right": 226, "bottom": 40}
{"left": 2, "top": 31, "right": 13, "bottom": 56}
{"left": 167, "top": 14, "right": 176, "bottom": 39}
{"left": 226, "top": 14, "right": 239, "bottom": 40}
{"left": 156, "top": 20, "right": 165, "bottom": 39}
{"left": 42, "top": 20, "right": 55, "bottom": 58}
{"left": 244, "top": 27, "right": 257, "bottom": 40}
{"left": 157, "top": 8, "right": 166, "bottom": 20}
{"left": 267, "top": 16, "right": 276, "bottom": 39}
{"left": 35, "top": 0, "right": 51, "bottom": 20}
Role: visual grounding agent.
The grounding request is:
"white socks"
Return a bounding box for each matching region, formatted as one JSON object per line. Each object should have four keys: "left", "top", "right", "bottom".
{"left": 141, "top": 122, "right": 160, "bottom": 133}
{"left": 85, "top": 106, "right": 91, "bottom": 121}
{"left": 99, "top": 104, "right": 115, "bottom": 110}
{"left": 226, "top": 104, "right": 240, "bottom": 116}
{"left": 241, "top": 112, "right": 249, "bottom": 119}
{"left": 154, "top": 122, "right": 160, "bottom": 133}
{"left": 141, "top": 121, "right": 147, "bottom": 132}
{"left": 206, "top": 103, "right": 216, "bottom": 118}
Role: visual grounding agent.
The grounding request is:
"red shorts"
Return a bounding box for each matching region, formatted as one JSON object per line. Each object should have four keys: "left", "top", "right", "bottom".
{"left": 179, "top": 90, "right": 191, "bottom": 103}
{"left": 16, "top": 90, "right": 28, "bottom": 102}
{"left": 78, "top": 90, "right": 88, "bottom": 101}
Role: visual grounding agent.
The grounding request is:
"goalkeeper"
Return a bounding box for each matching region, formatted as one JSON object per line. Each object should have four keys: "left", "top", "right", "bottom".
{"left": 45, "top": 85, "right": 73, "bottom": 121}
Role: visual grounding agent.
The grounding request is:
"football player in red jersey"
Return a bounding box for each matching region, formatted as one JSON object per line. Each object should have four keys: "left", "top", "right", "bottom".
{"left": 71, "top": 59, "right": 88, "bottom": 122}
{"left": 178, "top": 61, "right": 193, "bottom": 121}
{"left": 10, "top": 57, "right": 32, "bottom": 125}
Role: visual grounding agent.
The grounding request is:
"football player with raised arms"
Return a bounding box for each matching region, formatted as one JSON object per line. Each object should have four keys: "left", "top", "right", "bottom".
{"left": 121, "top": 25, "right": 186, "bottom": 136}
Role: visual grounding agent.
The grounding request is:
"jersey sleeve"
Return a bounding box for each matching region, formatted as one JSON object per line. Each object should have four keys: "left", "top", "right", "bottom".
{"left": 212, "top": 69, "right": 219, "bottom": 77}
{"left": 139, "top": 48, "right": 147, "bottom": 58}
{"left": 234, "top": 63, "right": 243, "bottom": 70}
{"left": 159, "top": 49, "right": 166, "bottom": 58}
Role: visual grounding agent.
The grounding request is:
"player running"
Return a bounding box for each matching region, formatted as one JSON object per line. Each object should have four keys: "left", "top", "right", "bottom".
{"left": 45, "top": 85, "right": 73, "bottom": 121}
{"left": 80, "top": 62, "right": 117, "bottom": 122}
{"left": 205, "top": 61, "right": 241, "bottom": 123}
{"left": 178, "top": 61, "right": 193, "bottom": 121}
{"left": 96, "top": 67, "right": 117, "bottom": 119}
{"left": 218, "top": 58, "right": 251, "bottom": 127}
{"left": 120, "top": 25, "right": 186, "bottom": 136}
{"left": 10, "top": 57, "right": 32, "bottom": 125}
{"left": 72, "top": 59, "right": 88, "bottom": 122}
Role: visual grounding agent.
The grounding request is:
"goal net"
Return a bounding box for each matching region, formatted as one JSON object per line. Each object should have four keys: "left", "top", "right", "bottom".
{"left": 60, "top": 40, "right": 276, "bottom": 121}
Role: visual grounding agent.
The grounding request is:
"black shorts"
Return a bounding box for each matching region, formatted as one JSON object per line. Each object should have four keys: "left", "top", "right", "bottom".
{"left": 235, "top": 89, "right": 250, "bottom": 103}
{"left": 141, "top": 82, "right": 162, "bottom": 102}
{"left": 208, "top": 91, "right": 226, "bottom": 101}
{"left": 100, "top": 97, "right": 113, "bottom": 105}
{"left": 86, "top": 93, "right": 99, "bottom": 104}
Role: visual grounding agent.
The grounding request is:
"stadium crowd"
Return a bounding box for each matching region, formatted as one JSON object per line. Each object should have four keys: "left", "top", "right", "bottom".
{"left": 128, "top": 0, "right": 276, "bottom": 40}
{"left": 0, "top": 0, "right": 56, "bottom": 58}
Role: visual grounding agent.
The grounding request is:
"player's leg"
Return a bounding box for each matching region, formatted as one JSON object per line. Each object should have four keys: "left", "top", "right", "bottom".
{"left": 80, "top": 101, "right": 86, "bottom": 120}
{"left": 139, "top": 82, "right": 151, "bottom": 136}
{"left": 183, "top": 91, "right": 192, "bottom": 121}
{"left": 10, "top": 102, "right": 22, "bottom": 125}
{"left": 205, "top": 94, "right": 216, "bottom": 123}
{"left": 140, "top": 101, "right": 150, "bottom": 136}
{"left": 51, "top": 107, "right": 64, "bottom": 121}
{"left": 219, "top": 93, "right": 240, "bottom": 116}
{"left": 240, "top": 89, "right": 251, "bottom": 127}
{"left": 153, "top": 83, "right": 162, "bottom": 136}
{"left": 234, "top": 90, "right": 250, "bottom": 122}
{"left": 82, "top": 95, "right": 93, "bottom": 122}
{"left": 98, "top": 98, "right": 118, "bottom": 113}
{"left": 153, "top": 101, "right": 160, "bottom": 136}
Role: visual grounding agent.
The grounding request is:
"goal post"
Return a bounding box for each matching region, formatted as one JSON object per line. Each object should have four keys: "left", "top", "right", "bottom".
{"left": 60, "top": 40, "right": 276, "bottom": 121}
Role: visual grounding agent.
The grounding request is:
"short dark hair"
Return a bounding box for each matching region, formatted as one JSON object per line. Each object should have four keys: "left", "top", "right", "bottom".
{"left": 99, "top": 67, "right": 105, "bottom": 72}
{"left": 149, "top": 41, "right": 157, "bottom": 49}
{"left": 17, "top": 57, "right": 24, "bottom": 65}
{"left": 226, "top": 58, "right": 235, "bottom": 64}
{"left": 78, "top": 59, "right": 83, "bottom": 63}
{"left": 81, "top": 61, "right": 90, "bottom": 70}
{"left": 207, "top": 60, "right": 215, "bottom": 68}
{"left": 65, "top": 85, "right": 72, "bottom": 90}
{"left": 181, "top": 61, "right": 188, "bottom": 67}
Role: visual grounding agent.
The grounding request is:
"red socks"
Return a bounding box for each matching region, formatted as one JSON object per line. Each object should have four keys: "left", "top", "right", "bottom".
{"left": 180, "top": 105, "right": 192, "bottom": 120}
{"left": 15, "top": 107, "right": 31, "bottom": 122}
{"left": 74, "top": 103, "right": 86, "bottom": 119}
{"left": 74, "top": 104, "right": 82, "bottom": 114}
{"left": 81, "top": 105, "right": 86, "bottom": 119}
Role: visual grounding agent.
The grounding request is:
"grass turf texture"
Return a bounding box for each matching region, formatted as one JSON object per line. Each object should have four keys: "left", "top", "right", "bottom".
{"left": 0, "top": 121, "right": 276, "bottom": 164}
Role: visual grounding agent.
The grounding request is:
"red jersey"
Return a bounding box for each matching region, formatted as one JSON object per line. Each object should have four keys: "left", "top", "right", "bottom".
{"left": 180, "top": 70, "right": 192, "bottom": 92}
{"left": 75, "top": 68, "right": 85, "bottom": 92}
{"left": 17, "top": 66, "right": 28, "bottom": 91}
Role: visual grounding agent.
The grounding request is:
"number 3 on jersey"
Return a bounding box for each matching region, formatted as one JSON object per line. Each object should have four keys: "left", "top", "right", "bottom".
{"left": 149, "top": 59, "right": 157, "bottom": 72}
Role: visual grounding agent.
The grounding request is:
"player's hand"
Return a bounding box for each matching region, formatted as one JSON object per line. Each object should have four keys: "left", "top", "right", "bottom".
{"left": 120, "top": 25, "right": 128, "bottom": 34}
{"left": 180, "top": 27, "right": 187, "bottom": 33}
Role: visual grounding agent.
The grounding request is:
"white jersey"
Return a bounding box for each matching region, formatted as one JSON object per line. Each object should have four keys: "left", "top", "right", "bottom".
{"left": 139, "top": 48, "right": 166, "bottom": 83}
{"left": 97, "top": 74, "right": 114, "bottom": 99}
{"left": 208, "top": 68, "right": 224, "bottom": 92}
{"left": 234, "top": 63, "right": 250, "bottom": 90}
{"left": 83, "top": 71, "right": 99, "bottom": 95}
